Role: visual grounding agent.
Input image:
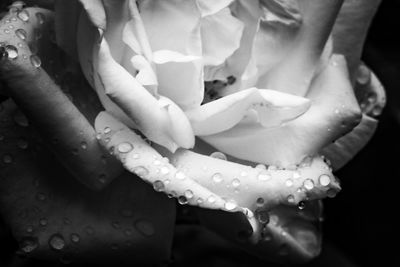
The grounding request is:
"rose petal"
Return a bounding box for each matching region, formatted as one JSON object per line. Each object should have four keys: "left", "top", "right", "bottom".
{"left": 332, "top": 0, "right": 382, "bottom": 78}
{"left": 78, "top": 0, "right": 106, "bottom": 29}
{"left": 186, "top": 87, "right": 311, "bottom": 136}
{"left": 196, "top": 0, "right": 234, "bottom": 17}
{"left": 201, "top": 55, "right": 361, "bottom": 166}
{"left": 96, "top": 37, "right": 194, "bottom": 151}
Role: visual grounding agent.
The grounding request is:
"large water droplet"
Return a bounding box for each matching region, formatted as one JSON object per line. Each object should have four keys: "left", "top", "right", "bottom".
{"left": 178, "top": 196, "right": 188, "bottom": 205}
{"left": 133, "top": 166, "right": 149, "bottom": 178}
{"left": 70, "top": 233, "right": 80, "bottom": 243}
{"left": 318, "top": 174, "right": 331, "bottom": 186}
{"left": 256, "top": 197, "right": 264, "bottom": 207}
{"left": 153, "top": 180, "right": 164, "bottom": 192}
{"left": 224, "top": 200, "right": 237, "bottom": 211}
{"left": 212, "top": 173, "right": 223, "bottom": 183}
{"left": 49, "top": 234, "right": 65, "bottom": 251}
{"left": 118, "top": 142, "right": 133, "bottom": 153}
{"left": 5, "top": 45, "right": 18, "bottom": 59}
{"left": 184, "top": 190, "right": 194, "bottom": 199}
{"left": 135, "top": 220, "right": 155, "bottom": 236}
{"left": 231, "top": 178, "right": 241, "bottom": 187}
{"left": 30, "top": 55, "right": 41, "bottom": 68}
{"left": 15, "top": 28, "right": 27, "bottom": 40}
{"left": 210, "top": 151, "right": 227, "bottom": 161}
{"left": 303, "top": 179, "right": 314, "bottom": 190}
{"left": 20, "top": 237, "right": 38, "bottom": 253}
{"left": 17, "top": 10, "right": 30, "bottom": 21}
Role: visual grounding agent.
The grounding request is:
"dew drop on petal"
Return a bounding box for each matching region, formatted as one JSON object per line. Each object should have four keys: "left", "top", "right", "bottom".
{"left": 285, "top": 179, "right": 293, "bottom": 187}
{"left": 327, "top": 189, "right": 337, "bottom": 198}
{"left": 207, "top": 195, "right": 216, "bottom": 204}
{"left": 153, "top": 159, "right": 161, "bottom": 166}
{"left": 17, "top": 10, "right": 30, "bottom": 21}
{"left": 118, "top": 142, "right": 133, "bottom": 153}
{"left": 80, "top": 141, "right": 87, "bottom": 150}
{"left": 160, "top": 166, "right": 170, "bottom": 175}
{"left": 184, "top": 190, "right": 194, "bottom": 199}
{"left": 178, "top": 196, "right": 188, "bottom": 205}
{"left": 224, "top": 200, "right": 237, "bottom": 211}
{"left": 26, "top": 226, "right": 33, "bottom": 233}
{"left": 85, "top": 226, "right": 94, "bottom": 235}
{"left": 35, "top": 12, "right": 45, "bottom": 24}
{"left": 104, "top": 127, "right": 111, "bottom": 134}
{"left": 132, "top": 153, "right": 140, "bottom": 160}
{"left": 293, "top": 171, "right": 301, "bottom": 179}
{"left": 255, "top": 164, "right": 267, "bottom": 170}
{"left": 256, "top": 197, "right": 264, "bottom": 207}
{"left": 5, "top": 45, "right": 18, "bottom": 59}
{"left": 30, "top": 55, "right": 41, "bottom": 68}
{"left": 153, "top": 180, "right": 164, "bottom": 192}
{"left": 3, "top": 154, "right": 13, "bottom": 164}
{"left": 98, "top": 174, "right": 107, "bottom": 184}
{"left": 298, "top": 201, "right": 306, "bottom": 210}
{"left": 135, "top": 220, "right": 155, "bottom": 237}
{"left": 17, "top": 138, "right": 28, "bottom": 149}
{"left": 256, "top": 209, "right": 270, "bottom": 224}
{"left": 303, "top": 179, "right": 314, "bottom": 190}
{"left": 210, "top": 151, "right": 227, "bottom": 161}
{"left": 287, "top": 195, "right": 295, "bottom": 204}
{"left": 212, "top": 173, "right": 223, "bottom": 183}
{"left": 39, "top": 218, "right": 47, "bottom": 226}
{"left": 133, "top": 166, "right": 149, "bottom": 178}
{"left": 231, "top": 178, "right": 241, "bottom": 187}
{"left": 49, "top": 234, "right": 65, "bottom": 251}
{"left": 15, "top": 28, "right": 27, "bottom": 40}
{"left": 258, "top": 172, "right": 271, "bottom": 181}
{"left": 197, "top": 198, "right": 204, "bottom": 205}
{"left": 319, "top": 174, "right": 331, "bottom": 186}
{"left": 20, "top": 237, "right": 38, "bottom": 253}
{"left": 70, "top": 233, "right": 80, "bottom": 243}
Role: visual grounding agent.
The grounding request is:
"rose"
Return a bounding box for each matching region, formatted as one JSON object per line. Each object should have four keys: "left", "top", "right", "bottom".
{"left": 0, "top": 0, "right": 385, "bottom": 264}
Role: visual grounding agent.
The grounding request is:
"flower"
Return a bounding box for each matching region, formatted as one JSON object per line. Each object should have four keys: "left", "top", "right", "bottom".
{"left": 0, "top": 0, "right": 385, "bottom": 264}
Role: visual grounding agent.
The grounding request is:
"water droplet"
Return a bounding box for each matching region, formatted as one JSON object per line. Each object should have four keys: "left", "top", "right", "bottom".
{"left": 85, "top": 226, "right": 94, "bottom": 235}
{"left": 70, "top": 233, "right": 80, "bottom": 243}
{"left": 255, "top": 164, "right": 267, "bottom": 170}
{"left": 210, "top": 151, "right": 227, "bottom": 161}
{"left": 256, "top": 209, "right": 270, "bottom": 224}
{"left": 184, "top": 190, "right": 194, "bottom": 199}
{"left": 20, "top": 237, "right": 38, "bottom": 253}
{"left": 178, "top": 196, "right": 188, "bottom": 205}
{"left": 160, "top": 166, "right": 170, "bottom": 175}
{"left": 153, "top": 159, "right": 161, "bottom": 166}
{"left": 18, "top": 10, "right": 30, "bottom": 21}
{"left": 372, "top": 106, "right": 383, "bottom": 116}
{"left": 303, "top": 179, "right": 314, "bottom": 190}
{"left": 257, "top": 172, "right": 271, "bottom": 181}
{"left": 298, "top": 201, "right": 306, "bottom": 210}
{"left": 4, "top": 29, "right": 10, "bottom": 34}
{"left": 293, "top": 171, "right": 301, "bottom": 179}
{"left": 98, "top": 174, "right": 107, "bottom": 184}
{"left": 319, "top": 174, "right": 331, "bottom": 186}
{"left": 96, "top": 133, "right": 102, "bottom": 140}
{"left": 207, "top": 196, "right": 216, "bottom": 203}
{"left": 224, "top": 200, "right": 237, "bottom": 211}
{"left": 285, "top": 179, "right": 293, "bottom": 187}
{"left": 30, "top": 55, "right": 41, "bottom": 68}
{"left": 49, "top": 234, "right": 65, "bottom": 251}
{"left": 212, "top": 173, "right": 223, "bottom": 183}
{"left": 104, "top": 127, "right": 111, "bottom": 134}
{"left": 135, "top": 220, "right": 155, "bottom": 236}
{"left": 117, "top": 142, "right": 133, "bottom": 153}
{"left": 197, "top": 198, "right": 204, "bottom": 205}
{"left": 300, "top": 156, "right": 313, "bottom": 167}
{"left": 175, "top": 171, "right": 185, "bottom": 180}
{"left": 17, "top": 138, "right": 28, "bottom": 149}
{"left": 39, "top": 218, "right": 47, "bottom": 226}
{"left": 80, "top": 141, "right": 87, "bottom": 150}
{"left": 255, "top": 198, "right": 265, "bottom": 208}
{"left": 153, "top": 180, "right": 164, "bottom": 192}
{"left": 26, "top": 225, "right": 33, "bottom": 233}
{"left": 287, "top": 195, "right": 295, "bottom": 203}
{"left": 5, "top": 45, "right": 18, "bottom": 59}
{"left": 3, "top": 154, "right": 13, "bottom": 164}
{"left": 133, "top": 166, "right": 149, "bottom": 178}
{"left": 36, "top": 12, "right": 45, "bottom": 24}
{"left": 132, "top": 153, "right": 140, "bottom": 159}
{"left": 36, "top": 192, "right": 46, "bottom": 201}
{"left": 231, "top": 178, "right": 241, "bottom": 187}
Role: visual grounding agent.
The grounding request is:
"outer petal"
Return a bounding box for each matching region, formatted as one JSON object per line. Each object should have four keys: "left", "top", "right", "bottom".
{"left": 139, "top": 0, "right": 204, "bottom": 110}
{"left": 332, "top": 0, "right": 382, "bottom": 79}
{"left": 201, "top": 55, "right": 362, "bottom": 166}
{"left": 196, "top": 0, "right": 234, "bottom": 17}
{"left": 96, "top": 37, "right": 194, "bottom": 151}
{"left": 186, "top": 88, "right": 310, "bottom": 136}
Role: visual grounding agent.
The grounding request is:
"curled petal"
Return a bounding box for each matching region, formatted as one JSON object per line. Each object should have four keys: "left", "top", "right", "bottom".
{"left": 96, "top": 37, "right": 194, "bottom": 151}
{"left": 78, "top": 0, "right": 106, "bottom": 29}
{"left": 196, "top": 0, "right": 234, "bottom": 17}
{"left": 201, "top": 55, "right": 361, "bottom": 166}
{"left": 186, "top": 88, "right": 311, "bottom": 136}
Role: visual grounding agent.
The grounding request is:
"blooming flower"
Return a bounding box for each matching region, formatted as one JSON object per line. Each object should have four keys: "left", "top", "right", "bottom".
{"left": 0, "top": 0, "right": 385, "bottom": 264}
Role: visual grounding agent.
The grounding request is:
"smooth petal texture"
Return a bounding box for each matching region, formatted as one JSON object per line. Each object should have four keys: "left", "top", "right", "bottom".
{"left": 332, "top": 0, "right": 382, "bottom": 79}
{"left": 0, "top": 100, "right": 175, "bottom": 264}
{"left": 78, "top": 0, "right": 106, "bottom": 29}
{"left": 139, "top": 0, "right": 204, "bottom": 110}
{"left": 152, "top": 50, "right": 200, "bottom": 64}
{"left": 322, "top": 114, "right": 377, "bottom": 170}
{"left": 201, "top": 55, "right": 361, "bottom": 166}
{"left": 201, "top": 7, "right": 244, "bottom": 66}
{"left": 96, "top": 37, "right": 194, "bottom": 151}
{"left": 196, "top": 0, "right": 234, "bottom": 17}
{"left": 186, "top": 88, "right": 311, "bottom": 136}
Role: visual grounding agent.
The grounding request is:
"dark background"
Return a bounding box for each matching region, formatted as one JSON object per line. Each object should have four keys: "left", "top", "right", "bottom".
{"left": 1, "top": 1, "right": 400, "bottom": 266}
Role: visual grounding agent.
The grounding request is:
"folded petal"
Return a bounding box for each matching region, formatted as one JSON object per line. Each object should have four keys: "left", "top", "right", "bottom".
{"left": 78, "top": 0, "right": 106, "bottom": 29}
{"left": 196, "top": 0, "right": 234, "bottom": 17}
{"left": 96, "top": 37, "right": 194, "bottom": 151}
{"left": 201, "top": 55, "right": 361, "bottom": 166}
{"left": 186, "top": 88, "right": 310, "bottom": 136}
{"left": 139, "top": 0, "right": 204, "bottom": 110}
